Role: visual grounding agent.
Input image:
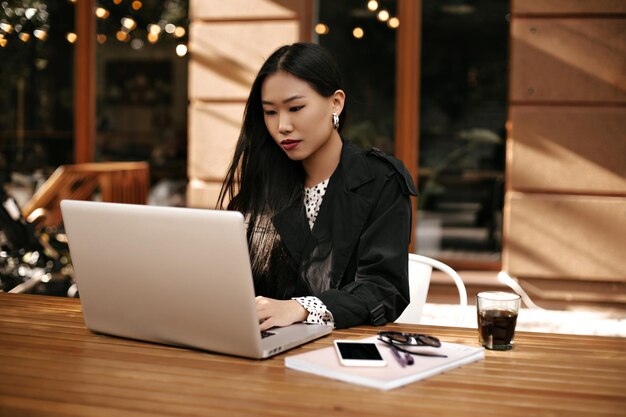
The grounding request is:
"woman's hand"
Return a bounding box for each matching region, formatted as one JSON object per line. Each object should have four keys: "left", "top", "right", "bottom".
{"left": 256, "top": 296, "right": 309, "bottom": 331}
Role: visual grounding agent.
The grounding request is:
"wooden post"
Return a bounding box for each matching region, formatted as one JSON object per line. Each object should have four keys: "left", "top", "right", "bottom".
{"left": 74, "top": 0, "right": 96, "bottom": 163}
{"left": 395, "top": 0, "right": 421, "bottom": 251}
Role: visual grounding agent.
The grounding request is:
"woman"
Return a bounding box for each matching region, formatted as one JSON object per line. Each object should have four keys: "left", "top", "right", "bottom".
{"left": 218, "top": 42, "right": 416, "bottom": 330}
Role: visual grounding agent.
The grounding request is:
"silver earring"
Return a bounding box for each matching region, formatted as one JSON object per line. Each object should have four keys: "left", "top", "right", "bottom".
{"left": 332, "top": 112, "right": 340, "bottom": 130}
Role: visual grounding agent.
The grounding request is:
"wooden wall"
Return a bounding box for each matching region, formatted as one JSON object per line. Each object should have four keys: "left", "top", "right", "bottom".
{"left": 185, "top": 1, "right": 626, "bottom": 306}
{"left": 187, "top": 0, "right": 313, "bottom": 208}
{"left": 504, "top": 0, "right": 626, "bottom": 302}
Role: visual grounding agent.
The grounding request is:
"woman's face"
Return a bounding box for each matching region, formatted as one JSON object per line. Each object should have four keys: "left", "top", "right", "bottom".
{"left": 261, "top": 71, "right": 344, "bottom": 163}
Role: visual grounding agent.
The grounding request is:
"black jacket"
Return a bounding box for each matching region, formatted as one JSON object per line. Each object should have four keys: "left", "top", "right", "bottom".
{"left": 272, "top": 142, "right": 417, "bottom": 328}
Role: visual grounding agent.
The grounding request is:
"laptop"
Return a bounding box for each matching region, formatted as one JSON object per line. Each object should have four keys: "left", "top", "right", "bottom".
{"left": 60, "top": 200, "right": 332, "bottom": 359}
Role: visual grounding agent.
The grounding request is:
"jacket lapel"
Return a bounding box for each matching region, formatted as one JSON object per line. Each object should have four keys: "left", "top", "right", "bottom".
{"left": 299, "top": 143, "right": 376, "bottom": 294}
{"left": 272, "top": 200, "right": 310, "bottom": 265}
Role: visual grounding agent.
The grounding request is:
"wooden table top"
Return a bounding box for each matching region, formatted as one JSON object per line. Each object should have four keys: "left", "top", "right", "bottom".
{"left": 1, "top": 293, "right": 625, "bottom": 417}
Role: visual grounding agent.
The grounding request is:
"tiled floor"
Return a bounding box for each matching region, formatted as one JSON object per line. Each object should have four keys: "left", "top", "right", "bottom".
{"left": 420, "top": 303, "right": 626, "bottom": 337}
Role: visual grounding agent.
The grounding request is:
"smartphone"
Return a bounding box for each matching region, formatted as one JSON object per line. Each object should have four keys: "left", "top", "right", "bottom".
{"left": 333, "top": 340, "right": 387, "bottom": 367}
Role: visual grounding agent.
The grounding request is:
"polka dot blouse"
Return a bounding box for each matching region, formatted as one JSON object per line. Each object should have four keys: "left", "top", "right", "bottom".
{"left": 293, "top": 296, "right": 334, "bottom": 326}
{"left": 304, "top": 179, "right": 329, "bottom": 230}
{"left": 293, "top": 178, "right": 335, "bottom": 327}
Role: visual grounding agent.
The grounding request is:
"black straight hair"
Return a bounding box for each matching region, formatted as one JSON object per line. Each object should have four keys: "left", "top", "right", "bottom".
{"left": 218, "top": 42, "right": 347, "bottom": 215}
{"left": 216, "top": 42, "right": 347, "bottom": 295}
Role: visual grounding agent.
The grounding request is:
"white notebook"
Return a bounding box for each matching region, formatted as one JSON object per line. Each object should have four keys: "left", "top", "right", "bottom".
{"left": 285, "top": 336, "right": 484, "bottom": 390}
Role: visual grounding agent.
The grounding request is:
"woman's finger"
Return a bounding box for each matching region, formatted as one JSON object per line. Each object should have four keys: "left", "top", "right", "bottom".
{"left": 259, "top": 317, "right": 275, "bottom": 331}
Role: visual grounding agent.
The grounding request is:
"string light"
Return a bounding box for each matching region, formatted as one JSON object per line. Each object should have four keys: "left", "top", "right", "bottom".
{"left": 387, "top": 17, "right": 400, "bottom": 29}
{"left": 315, "top": 23, "right": 329, "bottom": 35}
{"left": 173, "top": 26, "right": 185, "bottom": 38}
{"left": 33, "top": 29, "right": 48, "bottom": 40}
{"left": 130, "top": 38, "right": 143, "bottom": 49}
{"left": 0, "top": 23, "right": 13, "bottom": 33}
{"left": 352, "top": 27, "right": 364, "bottom": 39}
{"left": 175, "top": 43, "right": 187, "bottom": 57}
{"left": 367, "top": 1, "right": 379, "bottom": 11}
{"left": 121, "top": 17, "right": 137, "bottom": 31}
{"left": 0, "top": 1, "right": 189, "bottom": 53}
{"left": 95, "top": 7, "right": 110, "bottom": 19}
{"left": 377, "top": 10, "right": 390, "bottom": 22}
{"left": 0, "top": 3, "right": 51, "bottom": 45}
{"left": 116, "top": 30, "right": 128, "bottom": 42}
{"left": 148, "top": 24, "right": 161, "bottom": 35}
{"left": 25, "top": 8, "right": 37, "bottom": 19}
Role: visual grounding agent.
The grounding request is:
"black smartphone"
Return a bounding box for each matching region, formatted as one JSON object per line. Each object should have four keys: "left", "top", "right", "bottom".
{"left": 334, "top": 340, "right": 387, "bottom": 367}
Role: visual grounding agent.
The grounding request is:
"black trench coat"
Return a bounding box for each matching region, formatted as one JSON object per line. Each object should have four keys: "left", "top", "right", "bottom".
{"left": 272, "top": 141, "right": 417, "bottom": 329}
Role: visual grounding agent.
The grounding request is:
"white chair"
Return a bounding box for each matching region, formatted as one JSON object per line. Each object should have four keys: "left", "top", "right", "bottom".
{"left": 395, "top": 254, "right": 468, "bottom": 325}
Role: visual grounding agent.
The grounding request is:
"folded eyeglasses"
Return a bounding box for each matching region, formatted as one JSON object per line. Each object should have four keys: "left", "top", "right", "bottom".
{"left": 377, "top": 331, "right": 447, "bottom": 358}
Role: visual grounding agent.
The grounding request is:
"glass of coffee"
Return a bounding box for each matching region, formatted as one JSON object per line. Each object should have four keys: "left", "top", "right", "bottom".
{"left": 476, "top": 291, "right": 521, "bottom": 350}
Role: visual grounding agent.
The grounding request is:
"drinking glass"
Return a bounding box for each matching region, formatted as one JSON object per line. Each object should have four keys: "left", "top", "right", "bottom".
{"left": 476, "top": 291, "right": 521, "bottom": 350}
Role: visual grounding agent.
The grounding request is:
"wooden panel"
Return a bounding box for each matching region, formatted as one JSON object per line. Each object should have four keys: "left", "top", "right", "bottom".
{"left": 189, "top": 21, "right": 299, "bottom": 100}
{"left": 519, "top": 278, "right": 626, "bottom": 303}
{"left": 186, "top": 179, "right": 223, "bottom": 209}
{"left": 508, "top": 106, "right": 626, "bottom": 194}
{"left": 512, "top": 0, "right": 626, "bottom": 15}
{"left": 187, "top": 0, "right": 309, "bottom": 212}
{"left": 510, "top": 19, "right": 626, "bottom": 103}
{"left": 191, "top": 0, "right": 300, "bottom": 20}
{"left": 503, "top": 192, "right": 626, "bottom": 281}
{"left": 188, "top": 102, "right": 244, "bottom": 181}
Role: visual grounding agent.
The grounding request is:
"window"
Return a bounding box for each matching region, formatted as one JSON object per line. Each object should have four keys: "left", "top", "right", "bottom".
{"left": 0, "top": 1, "right": 75, "bottom": 202}
{"left": 417, "top": 0, "right": 508, "bottom": 265}
{"left": 317, "top": 0, "right": 398, "bottom": 154}
{"left": 95, "top": 0, "right": 189, "bottom": 204}
{"left": 316, "top": 0, "right": 508, "bottom": 266}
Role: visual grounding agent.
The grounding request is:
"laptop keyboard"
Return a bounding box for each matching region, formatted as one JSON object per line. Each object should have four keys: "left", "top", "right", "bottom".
{"left": 261, "top": 330, "right": 276, "bottom": 339}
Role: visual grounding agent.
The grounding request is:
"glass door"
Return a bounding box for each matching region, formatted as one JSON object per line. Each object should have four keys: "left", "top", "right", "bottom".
{"left": 0, "top": 0, "right": 75, "bottom": 206}
{"left": 94, "top": 0, "right": 189, "bottom": 205}
{"left": 417, "top": 0, "right": 508, "bottom": 267}
{"left": 317, "top": 0, "right": 398, "bottom": 154}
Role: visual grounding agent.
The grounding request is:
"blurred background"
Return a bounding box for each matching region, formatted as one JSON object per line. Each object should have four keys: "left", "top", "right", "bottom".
{"left": 0, "top": 0, "right": 624, "bottom": 323}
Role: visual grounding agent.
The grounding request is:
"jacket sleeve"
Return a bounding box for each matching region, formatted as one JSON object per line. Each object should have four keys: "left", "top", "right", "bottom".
{"left": 318, "top": 169, "right": 414, "bottom": 329}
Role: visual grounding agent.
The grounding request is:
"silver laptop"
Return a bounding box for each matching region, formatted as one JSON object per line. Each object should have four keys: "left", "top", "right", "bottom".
{"left": 60, "top": 200, "right": 332, "bottom": 359}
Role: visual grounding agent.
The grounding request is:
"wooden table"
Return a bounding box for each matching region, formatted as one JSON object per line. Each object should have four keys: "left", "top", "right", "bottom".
{"left": 1, "top": 293, "right": 625, "bottom": 417}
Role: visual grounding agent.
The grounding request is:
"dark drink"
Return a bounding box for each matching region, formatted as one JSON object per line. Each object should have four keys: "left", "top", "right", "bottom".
{"left": 478, "top": 309, "right": 518, "bottom": 350}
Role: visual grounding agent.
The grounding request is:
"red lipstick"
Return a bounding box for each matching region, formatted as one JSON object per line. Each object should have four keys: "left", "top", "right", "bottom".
{"left": 280, "top": 139, "right": 301, "bottom": 151}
